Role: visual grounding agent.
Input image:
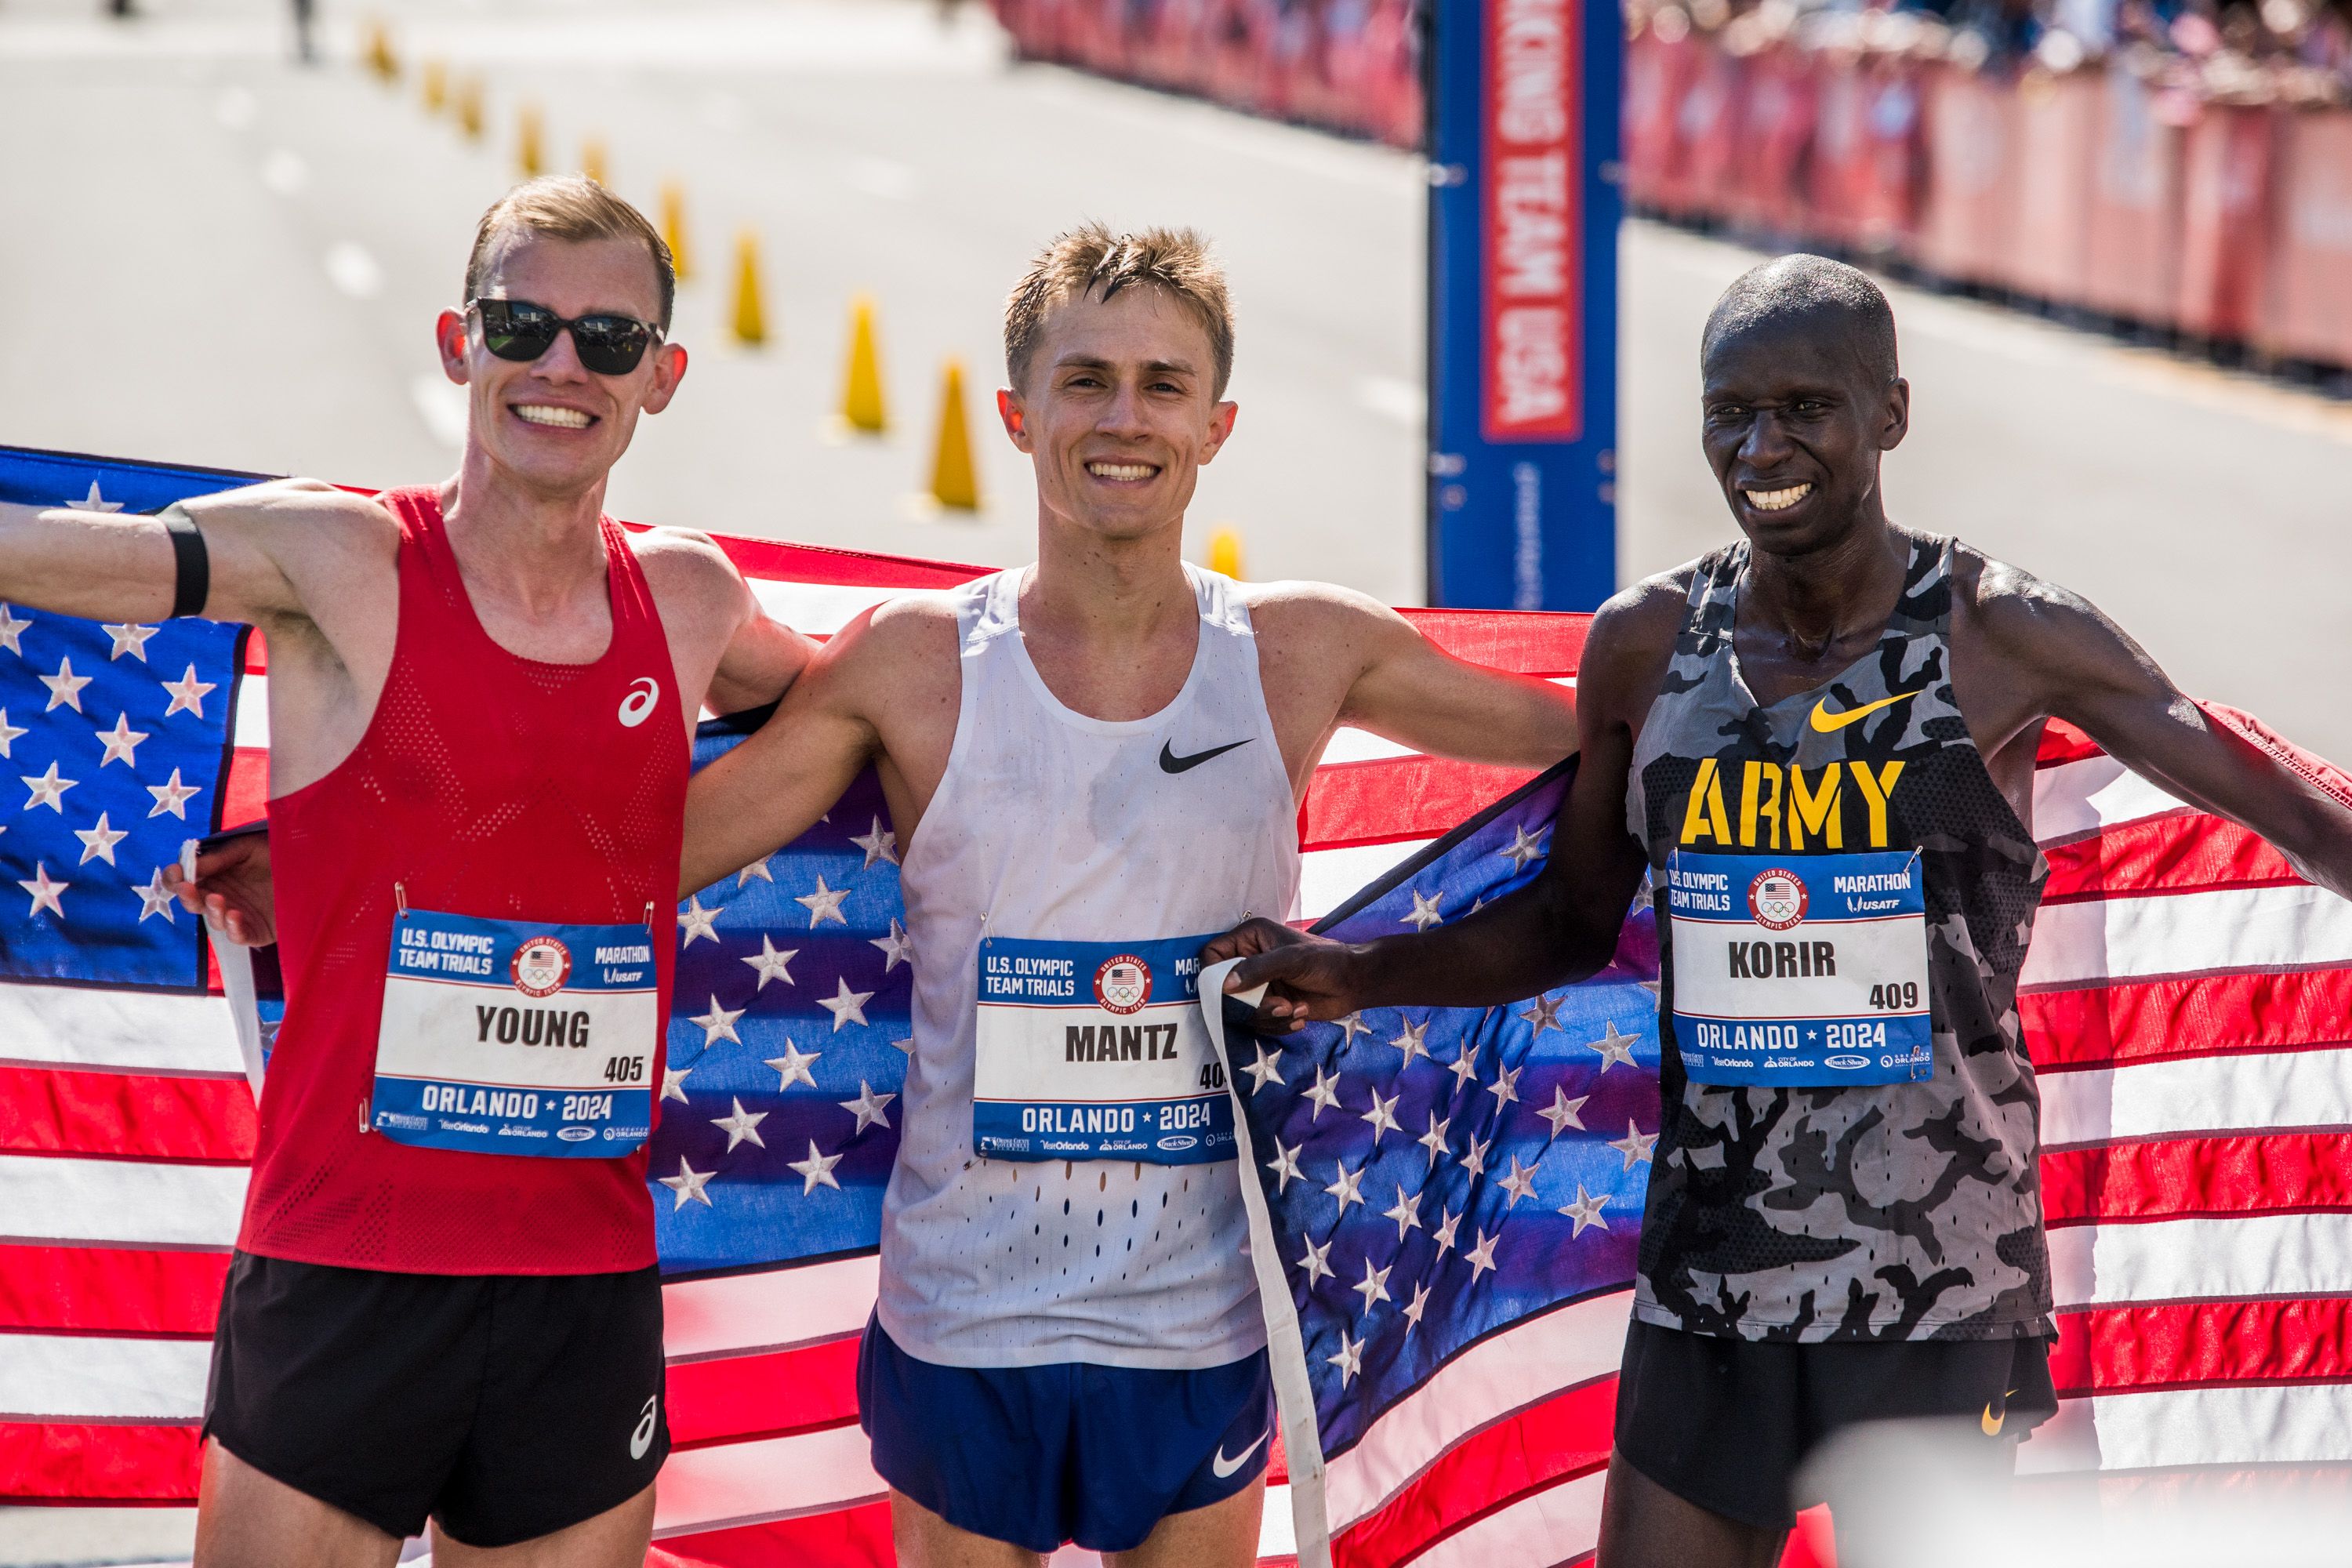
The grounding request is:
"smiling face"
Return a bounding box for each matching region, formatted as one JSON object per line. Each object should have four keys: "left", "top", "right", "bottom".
{"left": 436, "top": 230, "right": 685, "bottom": 503}
{"left": 1700, "top": 317, "right": 1908, "bottom": 558}
{"left": 997, "top": 284, "right": 1236, "bottom": 549}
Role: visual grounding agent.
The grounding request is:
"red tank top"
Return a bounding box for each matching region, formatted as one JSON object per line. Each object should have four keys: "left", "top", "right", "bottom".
{"left": 242, "top": 488, "right": 686, "bottom": 1274}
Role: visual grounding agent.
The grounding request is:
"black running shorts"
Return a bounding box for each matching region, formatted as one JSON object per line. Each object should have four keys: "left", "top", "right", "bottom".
{"left": 202, "top": 1250, "right": 668, "bottom": 1546}
{"left": 1612, "top": 1318, "right": 2057, "bottom": 1531}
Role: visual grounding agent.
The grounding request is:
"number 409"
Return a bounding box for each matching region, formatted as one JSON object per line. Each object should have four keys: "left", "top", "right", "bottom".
{"left": 1867, "top": 982, "right": 1920, "bottom": 1011}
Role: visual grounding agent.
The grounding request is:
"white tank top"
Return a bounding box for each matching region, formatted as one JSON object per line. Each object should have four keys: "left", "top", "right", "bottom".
{"left": 878, "top": 564, "right": 1300, "bottom": 1370}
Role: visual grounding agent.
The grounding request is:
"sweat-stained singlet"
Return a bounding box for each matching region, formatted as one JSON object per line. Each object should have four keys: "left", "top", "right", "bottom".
{"left": 1626, "top": 533, "right": 2053, "bottom": 1341}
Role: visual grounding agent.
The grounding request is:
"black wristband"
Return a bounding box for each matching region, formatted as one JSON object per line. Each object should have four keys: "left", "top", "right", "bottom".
{"left": 161, "top": 504, "right": 209, "bottom": 619}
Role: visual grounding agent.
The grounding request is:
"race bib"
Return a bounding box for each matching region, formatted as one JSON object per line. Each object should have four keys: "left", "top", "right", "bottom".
{"left": 973, "top": 935, "right": 1233, "bottom": 1165}
{"left": 369, "top": 906, "right": 659, "bottom": 1156}
{"left": 1666, "top": 850, "right": 1933, "bottom": 1087}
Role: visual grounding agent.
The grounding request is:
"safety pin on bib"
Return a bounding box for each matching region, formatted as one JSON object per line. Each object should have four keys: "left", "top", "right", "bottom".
{"left": 393, "top": 881, "right": 409, "bottom": 920}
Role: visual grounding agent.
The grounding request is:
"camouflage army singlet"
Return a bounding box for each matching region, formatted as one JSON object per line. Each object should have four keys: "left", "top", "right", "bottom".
{"left": 1625, "top": 534, "right": 2053, "bottom": 1342}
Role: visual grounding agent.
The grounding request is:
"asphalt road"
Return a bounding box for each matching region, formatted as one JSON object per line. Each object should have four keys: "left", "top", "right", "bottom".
{"left": 3, "top": 2, "right": 2351, "bottom": 1560}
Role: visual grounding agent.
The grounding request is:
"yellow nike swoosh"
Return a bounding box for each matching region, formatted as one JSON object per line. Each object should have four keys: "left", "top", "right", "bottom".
{"left": 1809, "top": 688, "right": 1921, "bottom": 734}
{"left": 1980, "top": 1388, "right": 2020, "bottom": 1437}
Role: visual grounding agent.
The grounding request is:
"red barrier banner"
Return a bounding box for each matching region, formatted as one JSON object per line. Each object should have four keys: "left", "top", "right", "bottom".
{"left": 2174, "top": 107, "right": 2275, "bottom": 340}
{"left": 2082, "top": 67, "right": 2186, "bottom": 327}
{"left": 1657, "top": 33, "right": 1741, "bottom": 216}
{"left": 1621, "top": 24, "right": 1689, "bottom": 209}
{"left": 2260, "top": 108, "right": 2352, "bottom": 365}
{"left": 1724, "top": 41, "right": 1817, "bottom": 234}
{"left": 1916, "top": 62, "right": 2015, "bottom": 285}
{"left": 1849, "top": 56, "right": 1926, "bottom": 252}
{"left": 2003, "top": 67, "right": 2099, "bottom": 302}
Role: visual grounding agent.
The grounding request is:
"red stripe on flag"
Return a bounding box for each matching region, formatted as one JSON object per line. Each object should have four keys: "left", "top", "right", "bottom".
{"left": 662, "top": 526, "right": 985, "bottom": 592}
{"left": 221, "top": 746, "right": 268, "bottom": 830}
{"left": 0, "top": 1067, "right": 256, "bottom": 1164}
{"left": 666, "top": 1337, "right": 861, "bottom": 1450}
{"left": 2053, "top": 1298, "right": 2352, "bottom": 1396}
{"left": 2042, "top": 811, "right": 2303, "bottom": 905}
{"left": 0, "top": 1244, "right": 230, "bottom": 1337}
{"left": 1393, "top": 609, "right": 1587, "bottom": 677}
{"left": 649, "top": 1500, "right": 892, "bottom": 1568}
{"left": 1303, "top": 758, "right": 1541, "bottom": 852}
{"left": 2042, "top": 1131, "right": 2352, "bottom": 1229}
{"left": 0, "top": 1421, "right": 201, "bottom": 1503}
{"left": 1332, "top": 1376, "right": 1615, "bottom": 1568}
{"left": 2024, "top": 967, "right": 2352, "bottom": 1073}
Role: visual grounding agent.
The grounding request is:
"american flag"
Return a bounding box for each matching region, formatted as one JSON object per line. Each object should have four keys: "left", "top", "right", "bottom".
{"left": 1, "top": 445, "right": 2343, "bottom": 1566}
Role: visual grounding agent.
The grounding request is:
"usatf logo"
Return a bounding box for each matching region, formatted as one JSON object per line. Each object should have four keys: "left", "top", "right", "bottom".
{"left": 510, "top": 936, "right": 573, "bottom": 998}
{"left": 1094, "top": 956, "right": 1152, "bottom": 1014}
{"left": 1748, "top": 869, "right": 1808, "bottom": 931}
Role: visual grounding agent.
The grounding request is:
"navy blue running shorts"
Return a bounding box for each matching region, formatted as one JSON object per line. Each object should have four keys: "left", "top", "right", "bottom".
{"left": 858, "top": 1317, "right": 1275, "bottom": 1554}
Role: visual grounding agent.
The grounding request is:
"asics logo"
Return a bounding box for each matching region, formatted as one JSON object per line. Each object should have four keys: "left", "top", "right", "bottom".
{"left": 631, "top": 1395, "right": 659, "bottom": 1460}
{"left": 1808, "top": 688, "right": 1921, "bottom": 734}
{"left": 1160, "top": 738, "right": 1252, "bottom": 775}
{"left": 618, "top": 677, "right": 660, "bottom": 728}
{"left": 1210, "top": 1427, "right": 1271, "bottom": 1479}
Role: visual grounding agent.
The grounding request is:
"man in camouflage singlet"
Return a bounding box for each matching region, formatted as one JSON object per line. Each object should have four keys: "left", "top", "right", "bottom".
{"left": 1211, "top": 255, "right": 2352, "bottom": 1566}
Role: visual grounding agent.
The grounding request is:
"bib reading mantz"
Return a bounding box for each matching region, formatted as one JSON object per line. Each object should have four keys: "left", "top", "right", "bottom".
{"left": 369, "top": 897, "right": 659, "bottom": 1156}
{"left": 972, "top": 935, "right": 1232, "bottom": 1164}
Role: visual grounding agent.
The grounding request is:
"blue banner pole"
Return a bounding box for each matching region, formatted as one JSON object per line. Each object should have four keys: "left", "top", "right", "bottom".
{"left": 1425, "top": 0, "right": 1622, "bottom": 611}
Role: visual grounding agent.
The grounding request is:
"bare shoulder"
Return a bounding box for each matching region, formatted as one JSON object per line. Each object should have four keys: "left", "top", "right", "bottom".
{"left": 1584, "top": 566, "right": 1693, "bottom": 674}
{"left": 822, "top": 590, "right": 961, "bottom": 688}
{"left": 189, "top": 478, "right": 398, "bottom": 551}
{"left": 1948, "top": 541, "right": 2115, "bottom": 655}
{"left": 631, "top": 524, "right": 752, "bottom": 609}
{"left": 1240, "top": 578, "right": 1415, "bottom": 664}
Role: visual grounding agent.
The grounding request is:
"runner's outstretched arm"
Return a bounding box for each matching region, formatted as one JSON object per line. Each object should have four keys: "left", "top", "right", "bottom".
{"left": 1211, "top": 583, "right": 1682, "bottom": 1028}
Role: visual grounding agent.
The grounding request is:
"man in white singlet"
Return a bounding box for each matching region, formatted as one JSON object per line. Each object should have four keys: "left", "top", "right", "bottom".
{"left": 677, "top": 225, "right": 1578, "bottom": 1567}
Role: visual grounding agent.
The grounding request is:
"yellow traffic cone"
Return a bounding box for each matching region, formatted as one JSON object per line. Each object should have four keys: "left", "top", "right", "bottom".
{"left": 929, "top": 360, "right": 981, "bottom": 512}
{"left": 660, "top": 181, "right": 691, "bottom": 282}
{"left": 731, "top": 232, "right": 767, "bottom": 347}
{"left": 1207, "top": 527, "right": 1244, "bottom": 579}
{"left": 420, "top": 60, "right": 447, "bottom": 114}
{"left": 517, "top": 103, "right": 543, "bottom": 180}
{"left": 455, "top": 76, "right": 485, "bottom": 140}
{"left": 365, "top": 21, "right": 397, "bottom": 81}
{"left": 840, "top": 297, "right": 887, "bottom": 434}
{"left": 580, "top": 137, "right": 608, "bottom": 187}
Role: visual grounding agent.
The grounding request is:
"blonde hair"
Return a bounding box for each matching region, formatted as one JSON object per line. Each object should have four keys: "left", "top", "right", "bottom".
{"left": 1004, "top": 223, "right": 1235, "bottom": 397}
{"left": 463, "top": 176, "right": 674, "bottom": 332}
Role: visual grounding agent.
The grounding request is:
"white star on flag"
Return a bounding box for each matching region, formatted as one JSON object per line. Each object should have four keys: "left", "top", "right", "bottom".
{"left": 1387, "top": 1015, "right": 1430, "bottom": 1069}
{"left": 17, "top": 862, "right": 67, "bottom": 919}
{"left": 739, "top": 934, "right": 797, "bottom": 988}
{"left": 788, "top": 1139, "right": 844, "bottom": 1196}
{"left": 41, "top": 657, "right": 90, "bottom": 713}
{"left": 689, "top": 996, "right": 746, "bottom": 1047}
{"left": 1265, "top": 1138, "right": 1305, "bottom": 1192}
{"left": 101, "top": 622, "right": 158, "bottom": 662}
{"left": 1403, "top": 887, "right": 1444, "bottom": 930}
{"left": 659, "top": 1156, "right": 715, "bottom": 1210}
{"left": 1402, "top": 1279, "right": 1432, "bottom": 1332}
{"left": 1324, "top": 1156, "right": 1367, "bottom": 1212}
{"left": 1464, "top": 1227, "right": 1501, "bottom": 1283}
{"left": 1517, "top": 992, "right": 1564, "bottom": 1035}
{"left": 710, "top": 1097, "right": 769, "bottom": 1152}
{"left": 1359, "top": 1086, "right": 1401, "bottom": 1145}
{"left": 1298, "top": 1236, "right": 1334, "bottom": 1287}
{"left": 869, "top": 918, "right": 913, "bottom": 971}
{"left": 23, "top": 762, "right": 77, "bottom": 813}
{"left": 1335, "top": 1011, "right": 1372, "bottom": 1046}
{"left": 678, "top": 895, "right": 723, "bottom": 946}
{"left": 1537, "top": 1086, "right": 1590, "bottom": 1138}
{"left": 1461, "top": 1132, "right": 1492, "bottom": 1178}
{"left": 1327, "top": 1329, "right": 1365, "bottom": 1387}
{"left": 794, "top": 874, "right": 850, "bottom": 928}
{"left": 1241, "top": 1041, "right": 1286, "bottom": 1093}
{"left": 0, "top": 710, "right": 24, "bottom": 757}
{"left": 1486, "top": 1061, "right": 1523, "bottom": 1109}
{"left": 1301, "top": 1065, "right": 1343, "bottom": 1118}
{"left": 735, "top": 859, "right": 773, "bottom": 887}
{"left": 661, "top": 1065, "right": 694, "bottom": 1104}
{"left": 1497, "top": 1153, "right": 1541, "bottom": 1209}
{"left": 1609, "top": 1120, "right": 1660, "bottom": 1170}
{"left": 159, "top": 664, "right": 215, "bottom": 719}
{"left": 1383, "top": 1183, "right": 1423, "bottom": 1240}
{"left": 1559, "top": 1185, "right": 1613, "bottom": 1237}
{"left": 849, "top": 816, "right": 898, "bottom": 869}
{"left": 818, "top": 976, "right": 874, "bottom": 1032}
{"left": 765, "top": 1039, "right": 821, "bottom": 1091}
{"left": 1497, "top": 822, "right": 1547, "bottom": 871}
{"left": 1351, "top": 1257, "right": 1392, "bottom": 1319}
{"left": 0, "top": 605, "right": 28, "bottom": 656}
{"left": 1447, "top": 1042, "right": 1480, "bottom": 1091}
{"left": 71, "top": 481, "right": 122, "bottom": 513}
{"left": 839, "top": 1080, "right": 896, "bottom": 1134}
{"left": 136, "top": 866, "right": 177, "bottom": 924}
{"left": 1417, "top": 1109, "right": 1452, "bottom": 1168}
{"left": 95, "top": 713, "right": 148, "bottom": 768}
{"left": 1432, "top": 1205, "right": 1463, "bottom": 1255}
{"left": 74, "top": 813, "right": 126, "bottom": 866}
{"left": 145, "top": 768, "right": 198, "bottom": 818}
{"left": 1588, "top": 1019, "right": 1639, "bottom": 1072}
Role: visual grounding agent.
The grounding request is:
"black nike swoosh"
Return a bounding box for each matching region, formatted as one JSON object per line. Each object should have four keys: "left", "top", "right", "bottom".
{"left": 1160, "top": 738, "right": 1254, "bottom": 774}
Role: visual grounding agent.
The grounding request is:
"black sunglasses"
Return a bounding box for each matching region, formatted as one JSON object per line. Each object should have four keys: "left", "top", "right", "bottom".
{"left": 468, "top": 297, "right": 662, "bottom": 376}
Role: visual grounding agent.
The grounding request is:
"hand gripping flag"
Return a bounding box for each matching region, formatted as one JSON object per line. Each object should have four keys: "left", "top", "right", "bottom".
{"left": 2, "top": 445, "right": 2347, "bottom": 1566}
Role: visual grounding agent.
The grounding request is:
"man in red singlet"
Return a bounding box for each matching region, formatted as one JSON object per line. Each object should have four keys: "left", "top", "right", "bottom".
{"left": 0, "top": 176, "right": 813, "bottom": 1568}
